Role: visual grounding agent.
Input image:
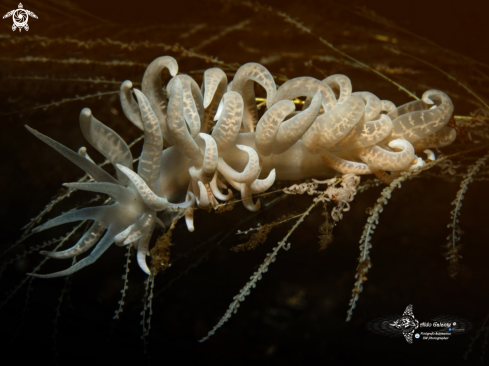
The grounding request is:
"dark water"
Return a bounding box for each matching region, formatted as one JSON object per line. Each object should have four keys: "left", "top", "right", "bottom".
{"left": 1, "top": 0, "right": 488, "bottom": 364}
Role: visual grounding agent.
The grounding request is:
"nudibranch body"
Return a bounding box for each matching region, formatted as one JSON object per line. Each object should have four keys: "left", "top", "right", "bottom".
{"left": 26, "top": 55, "right": 455, "bottom": 278}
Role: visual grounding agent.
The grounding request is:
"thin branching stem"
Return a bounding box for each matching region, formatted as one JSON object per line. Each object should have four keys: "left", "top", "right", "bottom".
{"left": 385, "top": 46, "right": 489, "bottom": 109}
{"left": 199, "top": 189, "right": 328, "bottom": 342}
{"left": 445, "top": 150, "right": 489, "bottom": 277}
{"left": 238, "top": 1, "right": 418, "bottom": 100}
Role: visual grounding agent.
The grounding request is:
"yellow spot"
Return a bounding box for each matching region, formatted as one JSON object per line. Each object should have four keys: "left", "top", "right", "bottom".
{"left": 374, "top": 34, "right": 390, "bottom": 42}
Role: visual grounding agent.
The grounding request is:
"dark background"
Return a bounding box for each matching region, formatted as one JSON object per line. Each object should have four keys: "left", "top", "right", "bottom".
{"left": 0, "top": 0, "right": 488, "bottom": 365}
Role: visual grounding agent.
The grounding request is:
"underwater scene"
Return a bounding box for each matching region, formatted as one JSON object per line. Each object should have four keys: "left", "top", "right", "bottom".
{"left": 1, "top": 0, "right": 488, "bottom": 364}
